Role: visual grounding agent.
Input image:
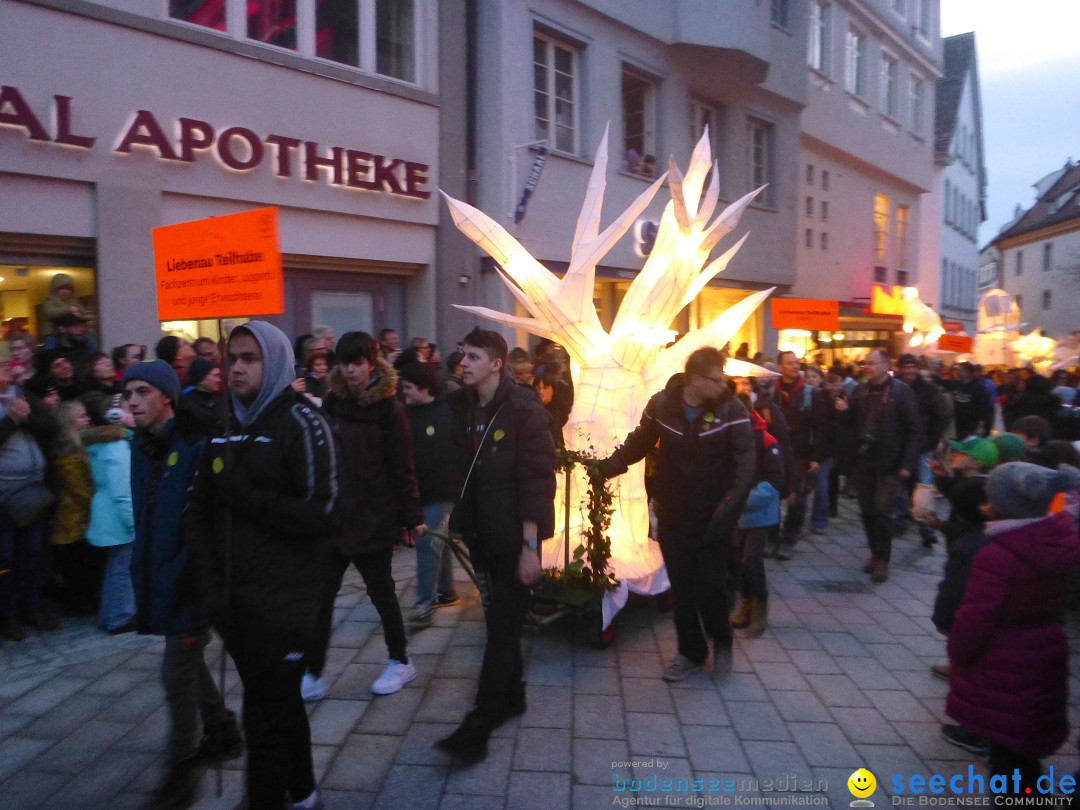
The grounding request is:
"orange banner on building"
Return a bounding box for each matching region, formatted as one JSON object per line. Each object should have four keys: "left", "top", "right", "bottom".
{"left": 152, "top": 207, "right": 284, "bottom": 321}
{"left": 870, "top": 284, "right": 906, "bottom": 316}
{"left": 936, "top": 334, "right": 973, "bottom": 353}
{"left": 770, "top": 298, "right": 840, "bottom": 331}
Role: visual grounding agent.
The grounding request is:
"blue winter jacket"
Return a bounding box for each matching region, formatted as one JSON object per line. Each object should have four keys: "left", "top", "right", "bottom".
{"left": 738, "top": 481, "right": 780, "bottom": 529}
{"left": 130, "top": 418, "right": 207, "bottom": 636}
{"left": 84, "top": 425, "right": 135, "bottom": 548}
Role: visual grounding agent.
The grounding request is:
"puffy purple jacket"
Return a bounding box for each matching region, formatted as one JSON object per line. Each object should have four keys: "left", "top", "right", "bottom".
{"left": 946, "top": 512, "right": 1080, "bottom": 757}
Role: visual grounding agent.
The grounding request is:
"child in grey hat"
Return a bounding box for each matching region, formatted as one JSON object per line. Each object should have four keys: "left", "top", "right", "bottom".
{"left": 946, "top": 462, "right": 1080, "bottom": 794}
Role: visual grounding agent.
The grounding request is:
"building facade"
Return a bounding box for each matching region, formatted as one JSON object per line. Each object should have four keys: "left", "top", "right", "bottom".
{"left": 993, "top": 160, "right": 1080, "bottom": 339}
{"left": 919, "top": 32, "right": 985, "bottom": 333}
{"left": 794, "top": 0, "right": 941, "bottom": 354}
{"left": 1, "top": 0, "right": 441, "bottom": 353}
{"left": 439, "top": 0, "right": 808, "bottom": 355}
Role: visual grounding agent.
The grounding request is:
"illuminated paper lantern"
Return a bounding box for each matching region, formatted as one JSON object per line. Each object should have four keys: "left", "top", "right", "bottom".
{"left": 443, "top": 127, "right": 773, "bottom": 624}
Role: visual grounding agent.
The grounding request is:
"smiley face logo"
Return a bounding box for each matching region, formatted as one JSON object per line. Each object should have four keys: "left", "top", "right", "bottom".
{"left": 847, "top": 768, "right": 876, "bottom": 799}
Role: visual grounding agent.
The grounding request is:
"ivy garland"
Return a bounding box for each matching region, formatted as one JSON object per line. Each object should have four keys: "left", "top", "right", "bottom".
{"left": 548, "top": 446, "right": 619, "bottom": 593}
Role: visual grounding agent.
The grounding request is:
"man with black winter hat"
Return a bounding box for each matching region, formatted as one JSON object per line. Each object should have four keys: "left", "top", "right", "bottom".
{"left": 124, "top": 359, "right": 242, "bottom": 810}
{"left": 184, "top": 322, "right": 338, "bottom": 810}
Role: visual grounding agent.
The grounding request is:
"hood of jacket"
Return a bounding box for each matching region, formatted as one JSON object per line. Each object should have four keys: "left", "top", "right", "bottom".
{"left": 80, "top": 424, "right": 129, "bottom": 447}
{"left": 229, "top": 321, "right": 297, "bottom": 428}
{"left": 986, "top": 511, "right": 1080, "bottom": 575}
{"left": 327, "top": 358, "right": 398, "bottom": 406}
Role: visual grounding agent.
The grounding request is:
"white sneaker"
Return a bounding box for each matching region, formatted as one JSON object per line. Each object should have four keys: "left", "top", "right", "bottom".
{"left": 300, "top": 672, "right": 328, "bottom": 702}
{"left": 371, "top": 659, "right": 417, "bottom": 695}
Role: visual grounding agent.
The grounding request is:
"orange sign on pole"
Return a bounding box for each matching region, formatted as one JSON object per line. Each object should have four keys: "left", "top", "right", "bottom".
{"left": 152, "top": 207, "right": 284, "bottom": 321}
{"left": 770, "top": 298, "right": 840, "bottom": 331}
{"left": 935, "top": 334, "right": 973, "bottom": 353}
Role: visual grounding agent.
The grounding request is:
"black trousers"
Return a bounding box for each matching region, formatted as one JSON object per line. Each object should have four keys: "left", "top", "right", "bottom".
{"left": 309, "top": 546, "right": 407, "bottom": 676}
{"left": 473, "top": 551, "right": 530, "bottom": 721}
{"left": 734, "top": 526, "right": 768, "bottom": 600}
{"left": 989, "top": 742, "right": 1042, "bottom": 804}
{"left": 781, "top": 459, "right": 810, "bottom": 543}
{"left": 658, "top": 523, "right": 733, "bottom": 664}
{"left": 855, "top": 460, "right": 902, "bottom": 564}
{"left": 221, "top": 618, "right": 315, "bottom": 809}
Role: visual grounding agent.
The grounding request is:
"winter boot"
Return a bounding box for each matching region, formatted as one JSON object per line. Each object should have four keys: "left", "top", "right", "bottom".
{"left": 729, "top": 596, "right": 753, "bottom": 629}
{"left": 747, "top": 597, "right": 769, "bottom": 637}
{"left": 199, "top": 710, "right": 244, "bottom": 763}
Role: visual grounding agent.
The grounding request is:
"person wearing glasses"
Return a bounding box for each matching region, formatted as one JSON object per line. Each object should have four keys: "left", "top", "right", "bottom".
{"left": 849, "top": 349, "right": 924, "bottom": 583}
{"left": 123, "top": 360, "right": 243, "bottom": 810}
{"left": 597, "top": 347, "right": 756, "bottom": 681}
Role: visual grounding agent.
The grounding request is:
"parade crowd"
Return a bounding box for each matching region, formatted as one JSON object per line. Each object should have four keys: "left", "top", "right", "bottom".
{"left": 1, "top": 282, "right": 1078, "bottom": 808}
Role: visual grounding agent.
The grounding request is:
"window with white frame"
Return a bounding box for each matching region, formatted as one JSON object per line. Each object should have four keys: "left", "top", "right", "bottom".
{"left": 808, "top": 0, "right": 830, "bottom": 73}
{"left": 1015, "top": 250, "right": 1023, "bottom": 276}
{"left": 1043, "top": 289, "right": 1052, "bottom": 310}
{"left": 1043, "top": 242, "right": 1053, "bottom": 270}
{"left": 896, "top": 204, "right": 909, "bottom": 272}
{"left": 915, "top": 0, "right": 931, "bottom": 36}
{"left": 806, "top": 196, "right": 815, "bottom": 217}
{"left": 821, "top": 200, "right": 829, "bottom": 220}
{"left": 169, "top": 0, "right": 420, "bottom": 82}
{"left": 822, "top": 169, "right": 830, "bottom": 190}
{"left": 845, "top": 28, "right": 866, "bottom": 97}
{"left": 689, "top": 100, "right": 716, "bottom": 150}
{"left": 622, "top": 69, "right": 656, "bottom": 175}
{"left": 748, "top": 118, "right": 774, "bottom": 205}
{"left": 910, "top": 75, "right": 924, "bottom": 134}
{"left": 534, "top": 32, "right": 579, "bottom": 154}
{"left": 880, "top": 53, "right": 899, "bottom": 118}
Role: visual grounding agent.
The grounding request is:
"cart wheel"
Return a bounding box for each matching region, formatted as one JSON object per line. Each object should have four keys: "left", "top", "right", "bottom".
{"left": 591, "top": 613, "right": 616, "bottom": 649}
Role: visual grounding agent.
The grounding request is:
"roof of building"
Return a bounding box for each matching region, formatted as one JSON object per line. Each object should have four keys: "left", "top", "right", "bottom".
{"left": 993, "top": 160, "right": 1080, "bottom": 244}
{"left": 934, "top": 33, "right": 976, "bottom": 158}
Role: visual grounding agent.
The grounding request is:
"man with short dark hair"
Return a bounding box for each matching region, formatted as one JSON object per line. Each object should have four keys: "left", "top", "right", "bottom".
{"left": 944, "top": 361, "right": 993, "bottom": 439}
{"left": 598, "top": 347, "right": 756, "bottom": 681}
{"left": 378, "top": 328, "right": 401, "bottom": 365}
{"left": 897, "top": 354, "right": 951, "bottom": 546}
{"left": 42, "top": 311, "right": 96, "bottom": 366}
{"left": 775, "top": 350, "right": 814, "bottom": 557}
{"left": 192, "top": 337, "right": 220, "bottom": 365}
{"left": 437, "top": 328, "right": 556, "bottom": 764}
{"left": 125, "top": 360, "right": 242, "bottom": 810}
{"left": 184, "top": 322, "right": 338, "bottom": 809}
{"left": 849, "top": 349, "right": 924, "bottom": 582}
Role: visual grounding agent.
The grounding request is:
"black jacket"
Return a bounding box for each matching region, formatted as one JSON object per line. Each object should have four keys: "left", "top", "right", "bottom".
{"left": 776, "top": 378, "right": 814, "bottom": 460}
{"left": 448, "top": 373, "right": 556, "bottom": 559}
{"left": 405, "top": 396, "right": 460, "bottom": 504}
{"left": 932, "top": 526, "right": 989, "bottom": 633}
{"left": 943, "top": 377, "right": 993, "bottom": 438}
{"left": 183, "top": 390, "right": 339, "bottom": 630}
{"left": 907, "top": 375, "right": 951, "bottom": 452}
{"left": 850, "top": 377, "right": 924, "bottom": 475}
{"left": 323, "top": 362, "right": 423, "bottom": 554}
{"left": 811, "top": 388, "right": 855, "bottom": 466}
{"left": 601, "top": 377, "right": 755, "bottom": 543}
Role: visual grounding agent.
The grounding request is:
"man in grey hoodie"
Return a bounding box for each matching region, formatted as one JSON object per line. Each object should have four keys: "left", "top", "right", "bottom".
{"left": 185, "top": 321, "right": 339, "bottom": 810}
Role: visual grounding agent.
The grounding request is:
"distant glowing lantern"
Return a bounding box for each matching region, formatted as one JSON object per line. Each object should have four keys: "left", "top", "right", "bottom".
{"left": 900, "top": 287, "right": 944, "bottom": 349}
{"left": 442, "top": 127, "right": 773, "bottom": 624}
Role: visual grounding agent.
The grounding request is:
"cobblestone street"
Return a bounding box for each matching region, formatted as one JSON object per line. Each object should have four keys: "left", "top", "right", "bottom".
{"left": 2, "top": 498, "right": 1078, "bottom": 809}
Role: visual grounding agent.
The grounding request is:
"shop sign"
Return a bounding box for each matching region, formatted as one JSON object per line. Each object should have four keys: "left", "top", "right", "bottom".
{"left": 0, "top": 85, "right": 430, "bottom": 199}
{"left": 770, "top": 298, "right": 839, "bottom": 331}
{"left": 870, "top": 284, "right": 906, "bottom": 315}
{"left": 942, "top": 320, "right": 965, "bottom": 333}
{"left": 153, "top": 207, "right": 284, "bottom": 320}
{"left": 936, "top": 334, "right": 973, "bottom": 353}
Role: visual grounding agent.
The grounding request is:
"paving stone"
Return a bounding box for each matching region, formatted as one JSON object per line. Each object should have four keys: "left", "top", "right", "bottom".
{"left": 36, "top": 720, "right": 131, "bottom": 774}
{"left": 864, "top": 689, "right": 937, "bottom": 723}
{"left": 519, "top": 683, "right": 572, "bottom": 729}
{"left": 112, "top": 705, "right": 168, "bottom": 753}
{"left": 331, "top": 662, "right": 390, "bottom": 700}
{"left": 436, "top": 644, "right": 485, "bottom": 679}
{"left": 771, "top": 627, "right": 823, "bottom": 650}
{"left": 106, "top": 680, "right": 168, "bottom": 723}
{"left": 83, "top": 668, "right": 152, "bottom": 697}
{"left": 742, "top": 638, "right": 790, "bottom": 663}
{"left": 671, "top": 685, "right": 729, "bottom": 726}
{"left": 450, "top": 621, "right": 487, "bottom": 646}
{"left": 21, "top": 693, "right": 110, "bottom": 738}
{"left": 352, "top": 687, "right": 423, "bottom": 735}
{"left": 853, "top": 744, "right": 929, "bottom": 792}
{"left": 574, "top": 784, "right": 620, "bottom": 810}
{"left": 506, "top": 770, "right": 570, "bottom": 810}
{"left": 4, "top": 677, "right": 90, "bottom": 715}
{"left": 787, "top": 721, "right": 860, "bottom": 768}
{"left": 444, "top": 740, "right": 513, "bottom": 796}
{"left": 322, "top": 733, "right": 400, "bottom": 792}
{"left": 309, "top": 699, "right": 369, "bottom": 746}
{"left": 616, "top": 647, "right": 661, "bottom": 678}
{"left": 727, "top": 700, "right": 791, "bottom": 742}
{"left": 813, "top": 631, "right": 870, "bottom": 657}
{"left": 373, "top": 764, "right": 446, "bottom": 809}
{"left": 414, "top": 677, "right": 475, "bottom": 724}
{"left": 770, "top": 690, "right": 833, "bottom": 723}
{"left": 625, "top": 711, "right": 687, "bottom": 757}
{"left": 0, "top": 768, "right": 72, "bottom": 807}
{"left": 0, "top": 711, "right": 34, "bottom": 742}
{"left": 319, "top": 789, "right": 376, "bottom": 810}
{"left": 786, "top": 648, "right": 842, "bottom": 674}
{"left": 892, "top": 720, "right": 975, "bottom": 762}
{"left": 754, "top": 661, "right": 811, "bottom": 691}
{"left": 716, "top": 672, "right": 768, "bottom": 702}
{"left": 833, "top": 654, "right": 905, "bottom": 689}
{"left": 620, "top": 676, "right": 674, "bottom": 714}
{"left": 512, "top": 725, "right": 570, "bottom": 772}
{"left": 574, "top": 694, "right": 625, "bottom": 740}
{"left": 0, "top": 736, "right": 54, "bottom": 781}
{"left": 683, "top": 724, "right": 749, "bottom": 772}
{"left": 574, "top": 665, "right": 620, "bottom": 695}
{"left": 44, "top": 749, "right": 152, "bottom": 809}
{"left": 826, "top": 706, "right": 904, "bottom": 745}
{"left": 577, "top": 738, "right": 645, "bottom": 791}
{"left": 742, "top": 740, "right": 811, "bottom": 782}
{"left": 804, "top": 673, "right": 871, "bottom": 707}
{"left": 439, "top": 793, "right": 503, "bottom": 810}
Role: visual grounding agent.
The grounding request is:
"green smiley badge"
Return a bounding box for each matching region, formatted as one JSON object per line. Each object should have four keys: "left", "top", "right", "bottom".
{"left": 167, "top": 451, "right": 179, "bottom": 467}
{"left": 493, "top": 429, "right": 505, "bottom": 442}
{"left": 426, "top": 425, "right": 435, "bottom": 437}
{"left": 703, "top": 412, "right": 715, "bottom": 423}
{"left": 212, "top": 457, "right": 224, "bottom": 474}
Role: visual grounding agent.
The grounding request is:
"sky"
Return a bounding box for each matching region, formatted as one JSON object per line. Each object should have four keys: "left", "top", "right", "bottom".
{"left": 940, "top": 0, "right": 1080, "bottom": 245}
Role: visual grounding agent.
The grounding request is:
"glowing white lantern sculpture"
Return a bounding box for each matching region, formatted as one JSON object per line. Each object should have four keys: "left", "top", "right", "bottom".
{"left": 973, "top": 289, "right": 1025, "bottom": 367}
{"left": 899, "top": 287, "right": 944, "bottom": 349}
{"left": 443, "top": 128, "right": 773, "bottom": 623}
{"left": 1011, "top": 330, "right": 1058, "bottom": 368}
